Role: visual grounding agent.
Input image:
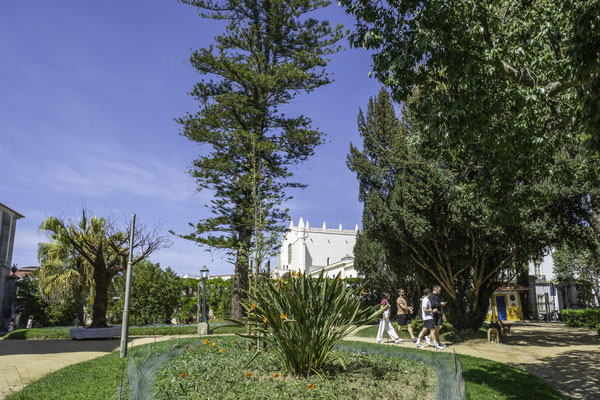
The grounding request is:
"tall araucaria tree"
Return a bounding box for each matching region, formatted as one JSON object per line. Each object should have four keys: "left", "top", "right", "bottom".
{"left": 348, "top": 89, "right": 593, "bottom": 332}
{"left": 39, "top": 210, "right": 167, "bottom": 328}
{"left": 176, "top": 0, "right": 345, "bottom": 318}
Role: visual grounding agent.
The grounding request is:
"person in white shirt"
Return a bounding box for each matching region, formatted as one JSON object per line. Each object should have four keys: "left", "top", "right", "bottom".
{"left": 416, "top": 288, "right": 443, "bottom": 349}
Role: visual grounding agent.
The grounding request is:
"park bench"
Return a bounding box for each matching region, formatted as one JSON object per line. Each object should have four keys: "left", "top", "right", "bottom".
{"left": 499, "top": 319, "right": 513, "bottom": 334}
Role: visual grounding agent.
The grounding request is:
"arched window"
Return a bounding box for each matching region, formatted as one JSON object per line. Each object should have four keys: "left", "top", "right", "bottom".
{"left": 288, "top": 244, "right": 292, "bottom": 264}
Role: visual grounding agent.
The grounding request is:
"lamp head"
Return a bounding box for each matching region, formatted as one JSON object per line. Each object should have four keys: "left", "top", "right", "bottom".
{"left": 200, "top": 265, "right": 209, "bottom": 280}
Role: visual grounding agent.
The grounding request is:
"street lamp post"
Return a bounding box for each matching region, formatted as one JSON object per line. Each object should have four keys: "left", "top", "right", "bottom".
{"left": 197, "top": 266, "right": 210, "bottom": 335}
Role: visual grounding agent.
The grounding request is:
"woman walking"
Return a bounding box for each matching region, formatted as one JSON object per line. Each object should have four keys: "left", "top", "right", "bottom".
{"left": 376, "top": 292, "right": 403, "bottom": 344}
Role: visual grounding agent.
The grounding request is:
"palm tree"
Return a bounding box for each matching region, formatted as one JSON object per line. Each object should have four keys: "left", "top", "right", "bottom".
{"left": 39, "top": 210, "right": 166, "bottom": 328}
{"left": 38, "top": 231, "right": 94, "bottom": 326}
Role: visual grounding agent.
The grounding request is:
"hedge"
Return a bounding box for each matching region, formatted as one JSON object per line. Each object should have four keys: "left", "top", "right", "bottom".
{"left": 561, "top": 309, "right": 600, "bottom": 334}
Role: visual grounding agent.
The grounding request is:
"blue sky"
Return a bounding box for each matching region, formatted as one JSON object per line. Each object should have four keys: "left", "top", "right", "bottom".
{"left": 1, "top": 0, "right": 381, "bottom": 276}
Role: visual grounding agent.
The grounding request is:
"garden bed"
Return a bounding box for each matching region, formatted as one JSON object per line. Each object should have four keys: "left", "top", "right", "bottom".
{"left": 4, "top": 337, "right": 563, "bottom": 400}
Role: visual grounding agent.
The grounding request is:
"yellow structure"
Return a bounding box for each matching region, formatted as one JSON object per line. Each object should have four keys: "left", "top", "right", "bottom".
{"left": 485, "top": 286, "right": 525, "bottom": 322}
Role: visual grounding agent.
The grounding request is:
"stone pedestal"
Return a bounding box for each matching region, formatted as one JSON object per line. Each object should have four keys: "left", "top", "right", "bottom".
{"left": 197, "top": 322, "right": 210, "bottom": 335}
{"left": 70, "top": 326, "right": 121, "bottom": 340}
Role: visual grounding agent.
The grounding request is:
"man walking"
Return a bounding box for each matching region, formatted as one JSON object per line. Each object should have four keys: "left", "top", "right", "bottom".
{"left": 427, "top": 285, "right": 447, "bottom": 349}
{"left": 415, "top": 289, "right": 437, "bottom": 348}
{"left": 396, "top": 289, "right": 416, "bottom": 342}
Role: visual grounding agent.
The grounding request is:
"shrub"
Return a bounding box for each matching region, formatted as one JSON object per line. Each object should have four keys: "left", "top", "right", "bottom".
{"left": 234, "top": 271, "right": 382, "bottom": 376}
{"left": 561, "top": 309, "right": 600, "bottom": 331}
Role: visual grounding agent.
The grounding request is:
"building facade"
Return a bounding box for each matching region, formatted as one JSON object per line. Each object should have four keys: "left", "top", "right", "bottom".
{"left": 0, "top": 203, "right": 24, "bottom": 332}
{"left": 273, "top": 218, "right": 360, "bottom": 279}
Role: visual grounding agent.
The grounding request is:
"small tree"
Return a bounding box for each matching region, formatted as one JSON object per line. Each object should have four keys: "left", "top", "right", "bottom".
{"left": 39, "top": 210, "right": 168, "bottom": 328}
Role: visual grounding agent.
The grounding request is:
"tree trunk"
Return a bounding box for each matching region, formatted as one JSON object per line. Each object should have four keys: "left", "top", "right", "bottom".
{"left": 443, "top": 273, "right": 496, "bottom": 333}
{"left": 91, "top": 263, "right": 110, "bottom": 328}
{"left": 230, "top": 239, "right": 250, "bottom": 319}
{"left": 76, "top": 288, "right": 86, "bottom": 327}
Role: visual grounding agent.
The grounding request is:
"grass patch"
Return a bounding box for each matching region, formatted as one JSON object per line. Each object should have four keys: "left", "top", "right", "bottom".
{"left": 155, "top": 339, "right": 435, "bottom": 400}
{"left": 354, "top": 322, "right": 488, "bottom": 343}
{"left": 5, "top": 338, "right": 563, "bottom": 400}
{"left": 1, "top": 324, "right": 245, "bottom": 340}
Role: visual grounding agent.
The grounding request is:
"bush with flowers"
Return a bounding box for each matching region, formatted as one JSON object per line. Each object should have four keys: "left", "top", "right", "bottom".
{"left": 230, "top": 270, "right": 383, "bottom": 376}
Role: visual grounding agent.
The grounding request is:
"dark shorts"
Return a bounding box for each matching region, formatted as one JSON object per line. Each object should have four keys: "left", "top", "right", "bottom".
{"left": 433, "top": 312, "right": 443, "bottom": 327}
{"left": 423, "top": 319, "right": 434, "bottom": 329}
{"left": 397, "top": 314, "right": 412, "bottom": 326}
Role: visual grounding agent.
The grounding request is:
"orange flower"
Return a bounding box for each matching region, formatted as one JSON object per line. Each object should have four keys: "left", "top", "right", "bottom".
{"left": 307, "top": 384, "right": 314, "bottom": 390}
{"left": 250, "top": 303, "right": 256, "bottom": 311}
{"left": 279, "top": 277, "right": 284, "bottom": 283}
{"left": 291, "top": 270, "right": 297, "bottom": 277}
{"left": 298, "top": 272, "right": 303, "bottom": 278}
{"left": 212, "top": 343, "right": 217, "bottom": 349}
{"left": 263, "top": 316, "right": 269, "bottom": 324}
{"left": 361, "top": 289, "right": 367, "bottom": 295}
{"left": 273, "top": 373, "right": 280, "bottom": 378}
{"left": 246, "top": 372, "right": 253, "bottom": 378}
{"left": 280, "top": 312, "right": 287, "bottom": 321}
{"left": 190, "top": 347, "right": 194, "bottom": 351}
{"left": 257, "top": 351, "right": 262, "bottom": 356}
{"left": 180, "top": 373, "right": 186, "bottom": 378}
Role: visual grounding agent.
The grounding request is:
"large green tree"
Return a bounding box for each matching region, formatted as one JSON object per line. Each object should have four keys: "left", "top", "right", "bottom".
{"left": 348, "top": 89, "right": 591, "bottom": 331}
{"left": 109, "top": 261, "right": 181, "bottom": 325}
{"left": 176, "top": 0, "right": 345, "bottom": 318}
{"left": 553, "top": 241, "right": 600, "bottom": 307}
{"left": 341, "top": 0, "right": 600, "bottom": 219}
{"left": 39, "top": 211, "right": 166, "bottom": 328}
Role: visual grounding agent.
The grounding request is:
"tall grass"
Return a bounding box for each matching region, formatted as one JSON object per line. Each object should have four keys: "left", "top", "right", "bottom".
{"left": 232, "top": 271, "right": 382, "bottom": 376}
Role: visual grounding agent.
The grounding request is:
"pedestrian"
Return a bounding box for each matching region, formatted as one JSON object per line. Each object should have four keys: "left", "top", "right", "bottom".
{"left": 426, "top": 285, "right": 447, "bottom": 349}
{"left": 376, "top": 292, "right": 403, "bottom": 344}
{"left": 416, "top": 288, "right": 442, "bottom": 349}
{"left": 396, "top": 289, "right": 416, "bottom": 342}
{"left": 26, "top": 315, "right": 34, "bottom": 329}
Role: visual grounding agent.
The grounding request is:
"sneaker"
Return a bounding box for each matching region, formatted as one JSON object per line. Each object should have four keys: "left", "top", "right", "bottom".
{"left": 435, "top": 344, "right": 445, "bottom": 350}
{"left": 394, "top": 338, "right": 404, "bottom": 344}
{"left": 437, "top": 342, "right": 446, "bottom": 348}
{"left": 411, "top": 337, "right": 417, "bottom": 343}
{"left": 376, "top": 340, "right": 382, "bottom": 344}
{"left": 415, "top": 342, "right": 424, "bottom": 348}
{"left": 425, "top": 336, "right": 431, "bottom": 345}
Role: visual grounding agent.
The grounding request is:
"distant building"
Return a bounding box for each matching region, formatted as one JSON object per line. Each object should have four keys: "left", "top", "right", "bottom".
{"left": 0, "top": 202, "right": 24, "bottom": 332}
{"left": 272, "top": 217, "right": 360, "bottom": 279}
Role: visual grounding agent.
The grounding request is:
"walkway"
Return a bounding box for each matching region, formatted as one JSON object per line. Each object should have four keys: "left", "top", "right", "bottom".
{"left": 0, "top": 322, "right": 598, "bottom": 399}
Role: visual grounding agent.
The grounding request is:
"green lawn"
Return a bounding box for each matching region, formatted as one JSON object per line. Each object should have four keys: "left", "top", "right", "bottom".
{"left": 5, "top": 337, "right": 563, "bottom": 400}
{"left": 1, "top": 324, "right": 245, "bottom": 340}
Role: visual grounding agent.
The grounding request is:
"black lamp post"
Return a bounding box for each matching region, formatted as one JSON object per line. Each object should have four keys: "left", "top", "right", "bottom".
{"left": 200, "top": 266, "right": 209, "bottom": 323}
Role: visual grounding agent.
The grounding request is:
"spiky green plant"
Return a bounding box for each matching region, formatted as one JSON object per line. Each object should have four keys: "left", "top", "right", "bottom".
{"left": 232, "top": 271, "right": 383, "bottom": 376}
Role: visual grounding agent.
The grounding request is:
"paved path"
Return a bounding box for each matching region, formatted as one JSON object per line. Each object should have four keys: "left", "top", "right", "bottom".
{"left": 346, "top": 321, "right": 600, "bottom": 400}
{"left": 0, "top": 322, "right": 598, "bottom": 399}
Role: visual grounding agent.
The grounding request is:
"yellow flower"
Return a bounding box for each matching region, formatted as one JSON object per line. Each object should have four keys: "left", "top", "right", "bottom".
{"left": 280, "top": 312, "right": 287, "bottom": 321}
{"left": 361, "top": 289, "right": 367, "bottom": 295}
{"left": 250, "top": 303, "right": 256, "bottom": 311}
{"left": 307, "top": 384, "right": 315, "bottom": 390}
{"left": 279, "top": 277, "right": 284, "bottom": 283}
{"left": 298, "top": 272, "right": 303, "bottom": 277}
{"left": 212, "top": 343, "right": 217, "bottom": 349}
{"left": 273, "top": 373, "right": 280, "bottom": 378}
{"left": 203, "top": 338, "right": 210, "bottom": 345}
{"left": 218, "top": 338, "right": 222, "bottom": 342}
{"left": 180, "top": 373, "right": 186, "bottom": 378}
{"left": 246, "top": 372, "right": 253, "bottom": 378}
{"left": 230, "top": 340, "right": 238, "bottom": 343}
{"left": 263, "top": 316, "right": 269, "bottom": 324}
{"left": 291, "top": 270, "right": 297, "bottom": 277}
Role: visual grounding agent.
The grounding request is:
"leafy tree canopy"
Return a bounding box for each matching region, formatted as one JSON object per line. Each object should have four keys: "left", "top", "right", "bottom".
{"left": 348, "top": 89, "right": 592, "bottom": 331}
{"left": 341, "top": 0, "right": 600, "bottom": 218}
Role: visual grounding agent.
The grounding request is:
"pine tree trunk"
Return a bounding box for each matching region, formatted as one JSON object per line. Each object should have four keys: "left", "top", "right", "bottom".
{"left": 91, "top": 263, "right": 110, "bottom": 328}
{"left": 230, "top": 237, "right": 250, "bottom": 319}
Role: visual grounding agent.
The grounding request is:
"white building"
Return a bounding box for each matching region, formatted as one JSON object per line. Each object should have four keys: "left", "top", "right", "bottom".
{"left": 272, "top": 217, "right": 360, "bottom": 279}
{"left": 0, "top": 203, "right": 24, "bottom": 332}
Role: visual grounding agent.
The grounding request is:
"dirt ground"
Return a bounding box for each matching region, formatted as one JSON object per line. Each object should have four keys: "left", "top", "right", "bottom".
{"left": 0, "top": 322, "right": 598, "bottom": 399}
{"left": 347, "top": 321, "right": 600, "bottom": 400}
